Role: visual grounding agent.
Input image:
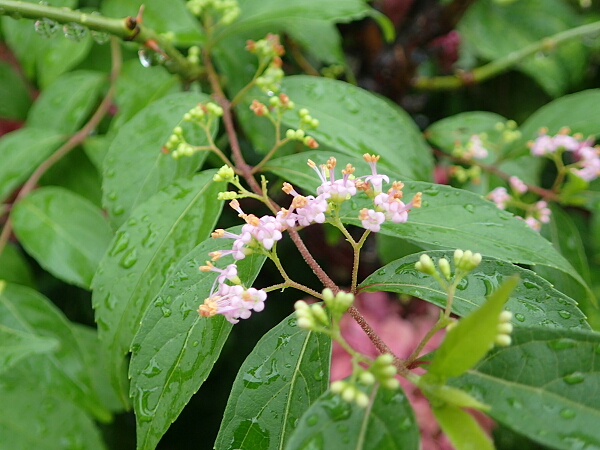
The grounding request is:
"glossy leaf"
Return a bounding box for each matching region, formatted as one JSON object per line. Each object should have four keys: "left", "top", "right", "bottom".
{"left": 102, "top": 92, "right": 214, "bottom": 228}
{"left": 283, "top": 19, "right": 345, "bottom": 65}
{"left": 451, "top": 326, "right": 600, "bottom": 450}
{"left": 0, "top": 127, "right": 65, "bottom": 203}
{"left": 101, "top": 0, "right": 203, "bottom": 44}
{"left": 0, "top": 243, "right": 36, "bottom": 288}
{"left": 110, "top": 60, "right": 179, "bottom": 132}
{"left": 432, "top": 404, "right": 494, "bottom": 450}
{"left": 359, "top": 250, "right": 588, "bottom": 330}
{"left": 130, "top": 230, "right": 266, "bottom": 450}
{"left": 279, "top": 76, "right": 434, "bottom": 181}
{"left": 215, "top": 313, "right": 331, "bottom": 450}
{"left": 0, "top": 323, "right": 58, "bottom": 375}
{"left": 0, "top": 378, "right": 106, "bottom": 450}
{"left": 0, "top": 282, "right": 110, "bottom": 421}
{"left": 428, "top": 276, "right": 518, "bottom": 378}
{"left": 0, "top": 60, "right": 31, "bottom": 120}
{"left": 12, "top": 187, "right": 113, "bottom": 289}
{"left": 504, "top": 89, "right": 600, "bottom": 158}
{"left": 27, "top": 70, "right": 105, "bottom": 134}
{"left": 215, "top": 0, "right": 372, "bottom": 42}
{"left": 425, "top": 111, "right": 507, "bottom": 154}
{"left": 92, "top": 171, "right": 224, "bottom": 405}
{"left": 285, "top": 385, "right": 420, "bottom": 450}
{"left": 459, "top": 0, "right": 585, "bottom": 97}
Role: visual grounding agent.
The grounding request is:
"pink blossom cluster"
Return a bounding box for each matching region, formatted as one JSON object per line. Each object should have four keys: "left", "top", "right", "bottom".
{"left": 197, "top": 261, "right": 266, "bottom": 324}
{"left": 329, "top": 291, "right": 494, "bottom": 450}
{"left": 487, "top": 184, "right": 551, "bottom": 231}
{"left": 530, "top": 128, "right": 600, "bottom": 182}
{"left": 465, "top": 135, "right": 488, "bottom": 160}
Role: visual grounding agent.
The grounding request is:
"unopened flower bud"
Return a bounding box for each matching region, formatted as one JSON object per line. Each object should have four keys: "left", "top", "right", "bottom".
{"left": 310, "top": 304, "right": 329, "bottom": 326}
{"left": 342, "top": 386, "right": 356, "bottom": 402}
{"left": 298, "top": 108, "right": 309, "bottom": 117}
{"left": 415, "top": 254, "right": 436, "bottom": 275}
{"left": 497, "top": 322, "right": 513, "bottom": 334}
{"left": 355, "top": 391, "right": 370, "bottom": 408}
{"left": 285, "top": 129, "right": 295, "bottom": 140}
{"left": 495, "top": 334, "right": 512, "bottom": 347}
{"left": 331, "top": 380, "right": 345, "bottom": 394}
{"left": 359, "top": 371, "right": 375, "bottom": 385}
{"left": 382, "top": 377, "right": 400, "bottom": 390}
{"left": 438, "top": 257, "right": 451, "bottom": 280}
{"left": 499, "top": 310, "right": 513, "bottom": 323}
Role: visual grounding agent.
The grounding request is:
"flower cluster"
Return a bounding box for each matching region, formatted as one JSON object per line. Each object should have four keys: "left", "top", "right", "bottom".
{"left": 246, "top": 33, "right": 285, "bottom": 93}
{"left": 186, "top": 0, "right": 241, "bottom": 25}
{"left": 487, "top": 182, "right": 551, "bottom": 231}
{"left": 529, "top": 127, "right": 600, "bottom": 182}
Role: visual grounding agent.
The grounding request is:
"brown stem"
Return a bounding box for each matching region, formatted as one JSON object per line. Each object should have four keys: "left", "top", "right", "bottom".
{"left": 0, "top": 37, "right": 122, "bottom": 258}
{"left": 347, "top": 305, "right": 395, "bottom": 357}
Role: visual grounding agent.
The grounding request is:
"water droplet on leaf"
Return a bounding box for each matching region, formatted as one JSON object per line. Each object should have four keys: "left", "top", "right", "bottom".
{"left": 34, "top": 18, "right": 59, "bottom": 38}
{"left": 563, "top": 372, "right": 585, "bottom": 385}
{"left": 63, "top": 22, "right": 87, "bottom": 42}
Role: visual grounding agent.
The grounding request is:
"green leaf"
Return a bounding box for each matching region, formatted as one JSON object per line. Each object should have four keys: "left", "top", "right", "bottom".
{"left": 359, "top": 250, "right": 589, "bottom": 330}
{"left": 0, "top": 60, "right": 32, "bottom": 120}
{"left": 27, "top": 70, "right": 105, "bottom": 134}
{"left": 279, "top": 76, "right": 434, "bottom": 181}
{"left": 0, "top": 323, "right": 58, "bottom": 375}
{"left": 283, "top": 19, "right": 345, "bottom": 65}
{"left": 432, "top": 404, "right": 494, "bottom": 450}
{"left": 450, "top": 326, "right": 600, "bottom": 450}
{"left": 40, "top": 147, "right": 103, "bottom": 207}
{"left": 216, "top": 313, "right": 331, "bottom": 450}
{"left": 11, "top": 187, "right": 113, "bottom": 289}
{"left": 0, "top": 282, "right": 110, "bottom": 421}
{"left": 0, "top": 243, "right": 36, "bottom": 288}
{"left": 92, "top": 171, "right": 224, "bottom": 405}
{"left": 284, "top": 385, "right": 420, "bottom": 450}
{"left": 110, "top": 60, "right": 179, "bottom": 132}
{"left": 505, "top": 89, "right": 600, "bottom": 158}
{"left": 427, "top": 276, "right": 518, "bottom": 378}
{"left": 215, "top": 0, "right": 372, "bottom": 42}
{"left": 71, "top": 324, "right": 124, "bottom": 413}
{"left": 459, "top": 0, "right": 585, "bottom": 97}
{"left": 425, "top": 111, "right": 507, "bottom": 154}
{"left": 101, "top": 0, "right": 203, "bottom": 44}
{"left": 340, "top": 183, "right": 591, "bottom": 301}
{"left": 0, "top": 379, "right": 106, "bottom": 450}
{"left": 0, "top": 127, "right": 65, "bottom": 203}
{"left": 102, "top": 92, "right": 215, "bottom": 228}
{"left": 130, "top": 229, "right": 266, "bottom": 450}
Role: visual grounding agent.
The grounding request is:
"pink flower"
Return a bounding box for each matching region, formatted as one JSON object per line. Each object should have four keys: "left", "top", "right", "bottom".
{"left": 363, "top": 153, "right": 390, "bottom": 194}
{"left": 509, "top": 176, "right": 527, "bottom": 194}
{"left": 465, "top": 135, "right": 488, "bottom": 159}
{"left": 359, "top": 208, "right": 385, "bottom": 232}
{"left": 487, "top": 187, "right": 510, "bottom": 209}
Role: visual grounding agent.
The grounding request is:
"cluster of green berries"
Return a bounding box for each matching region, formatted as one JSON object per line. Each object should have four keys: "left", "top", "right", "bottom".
{"left": 415, "top": 249, "right": 482, "bottom": 281}
{"left": 246, "top": 34, "right": 286, "bottom": 93}
{"left": 284, "top": 108, "right": 320, "bottom": 148}
{"left": 294, "top": 288, "right": 354, "bottom": 330}
{"left": 494, "top": 120, "right": 521, "bottom": 144}
{"left": 186, "top": 0, "right": 240, "bottom": 25}
{"left": 187, "top": 46, "right": 200, "bottom": 65}
{"left": 331, "top": 354, "right": 399, "bottom": 408}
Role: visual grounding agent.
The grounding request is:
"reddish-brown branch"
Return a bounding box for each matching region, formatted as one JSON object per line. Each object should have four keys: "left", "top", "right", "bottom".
{"left": 0, "top": 37, "right": 122, "bottom": 257}
{"left": 347, "top": 305, "right": 396, "bottom": 357}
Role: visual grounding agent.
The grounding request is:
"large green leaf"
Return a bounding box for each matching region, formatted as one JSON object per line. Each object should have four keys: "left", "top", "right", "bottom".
{"left": 0, "top": 377, "right": 106, "bottom": 450}
{"left": 215, "top": 313, "right": 331, "bottom": 450}
{"left": 102, "top": 92, "right": 214, "bottom": 228}
{"left": 0, "top": 60, "right": 31, "bottom": 120}
{"left": 215, "top": 0, "right": 371, "bottom": 42}
{"left": 130, "top": 228, "right": 266, "bottom": 450}
{"left": 27, "top": 70, "right": 106, "bottom": 134}
{"left": 359, "top": 251, "right": 589, "bottom": 330}
{"left": 0, "top": 323, "right": 58, "bottom": 375}
{"left": 92, "top": 171, "right": 224, "bottom": 405}
{"left": 505, "top": 89, "right": 600, "bottom": 158}
{"left": 432, "top": 404, "right": 494, "bottom": 450}
{"left": 459, "top": 0, "right": 585, "bottom": 97}
{"left": 264, "top": 155, "right": 588, "bottom": 298}
{"left": 101, "top": 0, "right": 203, "bottom": 44}
{"left": 0, "top": 282, "right": 110, "bottom": 421}
{"left": 279, "top": 76, "right": 433, "bottom": 182}
{"left": 284, "top": 386, "right": 420, "bottom": 450}
{"left": 12, "top": 187, "right": 113, "bottom": 289}
{"left": 283, "top": 19, "right": 345, "bottom": 65}
{"left": 451, "top": 326, "right": 600, "bottom": 450}
{"left": 0, "top": 127, "right": 65, "bottom": 203}
{"left": 110, "top": 60, "right": 179, "bottom": 133}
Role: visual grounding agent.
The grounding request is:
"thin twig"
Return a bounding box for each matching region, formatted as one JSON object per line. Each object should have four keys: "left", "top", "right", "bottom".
{"left": 0, "top": 36, "right": 122, "bottom": 258}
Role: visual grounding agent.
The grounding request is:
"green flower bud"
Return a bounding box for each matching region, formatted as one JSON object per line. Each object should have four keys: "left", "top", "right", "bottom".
{"left": 374, "top": 353, "right": 394, "bottom": 367}
{"left": 285, "top": 129, "right": 296, "bottom": 140}
{"left": 331, "top": 380, "right": 345, "bottom": 394}
{"left": 495, "top": 334, "right": 512, "bottom": 347}
{"left": 342, "top": 386, "right": 356, "bottom": 402}
{"left": 217, "top": 191, "right": 238, "bottom": 200}
{"left": 438, "top": 257, "right": 451, "bottom": 281}
{"left": 215, "top": 165, "right": 235, "bottom": 182}
{"left": 295, "top": 129, "right": 305, "bottom": 140}
{"left": 298, "top": 108, "right": 309, "bottom": 117}
{"left": 355, "top": 391, "right": 370, "bottom": 408}
{"left": 499, "top": 310, "right": 513, "bottom": 323}
{"left": 415, "top": 254, "right": 436, "bottom": 275}
{"left": 322, "top": 288, "right": 335, "bottom": 304}
{"left": 297, "top": 317, "right": 313, "bottom": 330}
{"left": 497, "top": 322, "right": 513, "bottom": 334}
{"left": 311, "top": 118, "right": 319, "bottom": 128}
{"left": 382, "top": 377, "right": 400, "bottom": 390}
{"left": 359, "top": 371, "right": 376, "bottom": 385}
{"left": 310, "top": 304, "right": 329, "bottom": 326}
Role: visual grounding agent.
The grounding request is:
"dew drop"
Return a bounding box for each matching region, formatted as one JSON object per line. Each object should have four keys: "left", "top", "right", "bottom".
{"left": 34, "top": 17, "right": 59, "bottom": 38}
{"left": 161, "top": 307, "right": 171, "bottom": 318}
{"left": 104, "top": 168, "right": 115, "bottom": 178}
{"left": 514, "top": 313, "right": 526, "bottom": 322}
{"left": 119, "top": 249, "right": 138, "bottom": 268}
{"left": 306, "top": 414, "right": 319, "bottom": 426}
{"left": 548, "top": 338, "right": 576, "bottom": 350}
{"left": 464, "top": 203, "right": 475, "bottom": 213}
{"left": 192, "top": 341, "right": 199, "bottom": 347}
{"left": 104, "top": 292, "right": 117, "bottom": 311}
{"left": 107, "top": 191, "right": 117, "bottom": 201}
{"left": 424, "top": 188, "right": 439, "bottom": 196}
{"left": 112, "top": 205, "right": 125, "bottom": 216}
{"left": 138, "top": 48, "right": 166, "bottom": 67}
{"left": 558, "top": 310, "right": 572, "bottom": 319}
{"left": 91, "top": 29, "right": 110, "bottom": 44}
{"left": 507, "top": 397, "right": 522, "bottom": 409}
{"left": 313, "top": 369, "right": 324, "bottom": 381}
{"left": 560, "top": 408, "right": 576, "bottom": 419}
{"left": 563, "top": 371, "right": 585, "bottom": 385}
{"left": 109, "top": 231, "right": 129, "bottom": 256}
{"left": 377, "top": 269, "right": 386, "bottom": 276}
{"left": 63, "top": 22, "right": 88, "bottom": 42}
